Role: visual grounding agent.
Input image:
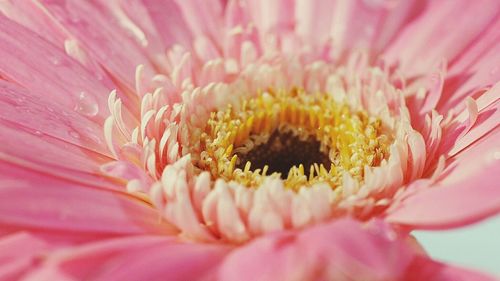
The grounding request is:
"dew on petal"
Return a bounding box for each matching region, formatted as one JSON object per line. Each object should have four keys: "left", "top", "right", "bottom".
{"left": 68, "top": 130, "right": 81, "bottom": 139}
{"left": 493, "top": 151, "right": 500, "bottom": 160}
{"left": 74, "top": 91, "right": 99, "bottom": 117}
{"left": 49, "top": 56, "right": 62, "bottom": 66}
{"left": 45, "top": 105, "right": 55, "bottom": 113}
{"left": 490, "top": 66, "right": 499, "bottom": 76}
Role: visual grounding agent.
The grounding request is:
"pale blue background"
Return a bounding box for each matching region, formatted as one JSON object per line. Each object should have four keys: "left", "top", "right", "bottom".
{"left": 413, "top": 215, "right": 500, "bottom": 276}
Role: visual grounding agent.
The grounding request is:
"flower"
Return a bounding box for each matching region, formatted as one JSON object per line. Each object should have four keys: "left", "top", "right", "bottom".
{"left": 0, "top": 0, "right": 499, "bottom": 280}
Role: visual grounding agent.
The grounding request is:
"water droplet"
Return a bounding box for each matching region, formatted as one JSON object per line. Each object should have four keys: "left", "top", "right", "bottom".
{"left": 364, "top": 26, "right": 375, "bottom": 37}
{"left": 74, "top": 91, "right": 99, "bottom": 117}
{"left": 96, "top": 72, "right": 104, "bottom": 81}
{"left": 16, "top": 96, "right": 26, "bottom": 104}
{"left": 490, "top": 66, "right": 499, "bottom": 76}
{"left": 50, "top": 56, "right": 62, "bottom": 66}
{"left": 34, "top": 130, "right": 43, "bottom": 136}
{"left": 68, "top": 130, "right": 81, "bottom": 139}
{"left": 494, "top": 151, "right": 500, "bottom": 160}
{"left": 363, "top": 0, "right": 395, "bottom": 8}
{"left": 69, "top": 13, "right": 82, "bottom": 24}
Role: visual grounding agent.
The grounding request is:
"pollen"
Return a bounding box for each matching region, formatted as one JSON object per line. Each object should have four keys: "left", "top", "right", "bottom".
{"left": 191, "top": 88, "right": 391, "bottom": 191}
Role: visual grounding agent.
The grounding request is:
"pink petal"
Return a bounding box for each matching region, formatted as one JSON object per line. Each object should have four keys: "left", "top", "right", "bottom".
{"left": 248, "top": 0, "right": 295, "bottom": 35}
{"left": 405, "top": 256, "right": 497, "bottom": 281}
{"left": 0, "top": 80, "right": 110, "bottom": 157}
{"left": 98, "top": 0, "right": 169, "bottom": 71}
{"left": 383, "top": 0, "right": 500, "bottom": 77}
{"left": 0, "top": 163, "right": 174, "bottom": 236}
{"left": 0, "top": 123, "right": 116, "bottom": 190}
{"left": 219, "top": 218, "right": 497, "bottom": 280}
{"left": 331, "top": 0, "right": 427, "bottom": 54}
{"left": 22, "top": 236, "right": 230, "bottom": 281}
{"left": 438, "top": 17, "right": 500, "bottom": 113}
{"left": 219, "top": 219, "right": 412, "bottom": 281}
{"left": 0, "top": 232, "right": 50, "bottom": 281}
{"left": 0, "top": 1, "right": 114, "bottom": 85}
{"left": 0, "top": 0, "right": 67, "bottom": 46}
{"left": 140, "top": 0, "right": 194, "bottom": 49}
{"left": 447, "top": 100, "right": 499, "bottom": 157}
{"left": 36, "top": 0, "right": 156, "bottom": 89}
{"left": 387, "top": 130, "right": 500, "bottom": 229}
{"left": 222, "top": 0, "right": 260, "bottom": 60}
{"left": 173, "top": 0, "right": 224, "bottom": 41}
{"left": 0, "top": 14, "right": 111, "bottom": 122}
{"left": 371, "top": 0, "right": 428, "bottom": 52}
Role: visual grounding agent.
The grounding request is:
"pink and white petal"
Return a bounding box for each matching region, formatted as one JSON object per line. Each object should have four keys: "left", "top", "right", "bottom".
{"left": 248, "top": 0, "right": 295, "bottom": 35}
{"left": 386, "top": 152, "right": 500, "bottom": 229}
{"left": 223, "top": 0, "right": 261, "bottom": 61}
{"left": 295, "top": 0, "right": 335, "bottom": 46}
{"left": 446, "top": 100, "right": 499, "bottom": 157}
{"left": 0, "top": 163, "right": 174, "bottom": 236}
{"left": 383, "top": 0, "right": 500, "bottom": 77}
{"left": 22, "top": 236, "right": 231, "bottom": 281}
{"left": 36, "top": 0, "right": 156, "bottom": 90}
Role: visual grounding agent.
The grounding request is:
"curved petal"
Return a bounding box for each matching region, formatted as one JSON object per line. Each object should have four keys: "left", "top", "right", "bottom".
{"left": 330, "top": 0, "right": 428, "bottom": 54}
{"left": 0, "top": 0, "right": 66, "bottom": 46}
{"left": 0, "top": 232, "right": 50, "bottom": 281}
{"left": 35, "top": 0, "right": 156, "bottom": 89}
{"left": 0, "top": 0, "right": 115, "bottom": 86}
{"left": 0, "top": 80, "right": 115, "bottom": 189}
{"left": 438, "top": 17, "right": 500, "bottom": 113}
{"left": 140, "top": 0, "right": 194, "bottom": 50}
{"left": 447, "top": 100, "right": 499, "bottom": 157}
{"left": 219, "top": 218, "right": 496, "bottom": 281}
{"left": 383, "top": 0, "right": 500, "bottom": 77}
{"left": 405, "top": 256, "right": 497, "bottom": 281}
{"left": 217, "top": 219, "right": 393, "bottom": 280}
{"left": 386, "top": 137, "right": 500, "bottom": 229}
{"left": 0, "top": 162, "right": 174, "bottom": 236}
{"left": 0, "top": 14, "right": 112, "bottom": 122}
{"left": 20, "top": 236, "right": 230, "bottom": 281}
{"left": 248, "top": 0, "right": 295, "bottom": 36}
{"left": 172, "top": 0, "right": 224, "bottom": 42}
{"left": 0, "top": 80, "right": 110, "bottom": 156}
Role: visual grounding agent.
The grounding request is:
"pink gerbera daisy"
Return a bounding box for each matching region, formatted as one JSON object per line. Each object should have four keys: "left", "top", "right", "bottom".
{"left": 0, "top": 0, "right": 499, "bottom": 280}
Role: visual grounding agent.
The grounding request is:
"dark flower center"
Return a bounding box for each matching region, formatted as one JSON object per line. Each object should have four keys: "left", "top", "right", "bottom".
{"left": 236, "top": 130, "right": 331, "bottom": 179}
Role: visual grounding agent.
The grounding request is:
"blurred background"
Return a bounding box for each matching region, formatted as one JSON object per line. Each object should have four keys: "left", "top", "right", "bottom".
{"left": 413, "top": 215, "right": 500, "bottom": 276}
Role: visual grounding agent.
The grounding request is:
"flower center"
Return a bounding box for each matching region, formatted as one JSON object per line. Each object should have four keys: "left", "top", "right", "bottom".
{"left": 191, "top": 88, "right": 391, "bottom": 191}
{"left": 235, "top": 130, "right": 330, "bottom": 179}
{"left": 103, "top": 54, "right": 431, "bottom": 242}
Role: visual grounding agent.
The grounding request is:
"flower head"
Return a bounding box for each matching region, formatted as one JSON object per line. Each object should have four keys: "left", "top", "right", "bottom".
{"left": 0, "top": 0, "right": 499, "bottom": 280}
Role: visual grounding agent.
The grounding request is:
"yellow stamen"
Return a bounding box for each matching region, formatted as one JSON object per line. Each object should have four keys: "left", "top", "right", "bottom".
{"left": 191, "top": 88, "right": 391, "bottom": 191}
